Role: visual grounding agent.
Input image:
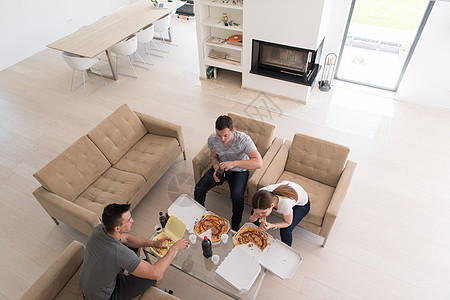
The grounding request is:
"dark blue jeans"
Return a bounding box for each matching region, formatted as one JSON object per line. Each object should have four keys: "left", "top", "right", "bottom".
{"left": 109, "top": 246, "right": 156, "bottom": 300}
{"left": 252, "top": 200, "right": 310, "bottom": 246}
{"left": 194, "top": 166, "right": 249, "bottom": 230}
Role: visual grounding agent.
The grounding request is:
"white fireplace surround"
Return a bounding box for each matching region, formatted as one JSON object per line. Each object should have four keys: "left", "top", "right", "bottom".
{"left": 242, "top": 0, "right": 333, "bottom": 103}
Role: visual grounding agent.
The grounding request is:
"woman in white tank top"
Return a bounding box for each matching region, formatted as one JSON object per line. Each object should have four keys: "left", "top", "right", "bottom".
{"left": 249, "top": 181, "right": 310, "bottom": 246}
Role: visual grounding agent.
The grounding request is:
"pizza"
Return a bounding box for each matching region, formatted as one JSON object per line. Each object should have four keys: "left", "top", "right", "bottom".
{"left": 194, "top": 214, "right": 228, "bottom": 243}
{"left": 259, "top": 216, "right": 267, "bottom": 225}
{"left": 234, "top": 225, "right": 270, "bottom": 251}
{"left": 150, "top": 233, "right": 171, "bottom": 257}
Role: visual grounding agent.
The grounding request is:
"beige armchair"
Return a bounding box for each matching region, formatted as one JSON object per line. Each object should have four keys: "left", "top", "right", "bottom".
{"left": 258, "top": 133, "right": 357, "bottom": 247}
{"left": 192, "top": 113, "right": 282, "bottom": 206}
{"left": 21, "top": 241, "right": 179, "bottom": 300}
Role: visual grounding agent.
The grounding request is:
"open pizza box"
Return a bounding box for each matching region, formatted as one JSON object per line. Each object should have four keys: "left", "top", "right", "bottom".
{"left": 150, "top": 216, "right": 186, "bottom": 257}
{"left": 168, "top": 194, "right": 229, "bottom": 243}
{"left": 216, "top": 223, "right": 303, "bottom": 292}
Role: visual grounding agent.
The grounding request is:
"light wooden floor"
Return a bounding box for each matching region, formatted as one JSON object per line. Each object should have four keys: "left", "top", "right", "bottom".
{"left": 1, "top": 16, "right": 449, "bottom": 300}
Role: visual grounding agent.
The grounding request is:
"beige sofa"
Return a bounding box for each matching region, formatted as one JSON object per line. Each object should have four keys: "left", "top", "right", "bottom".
{"left": 33, "top": 104, "right": 185, "bottom": 235}
{"left": 21, "top": 241, "right": 179, "bottom": 300}
{"left": 192, "top": 112, "right": 283, "bottom": 205}
{"left": 258, "top": 133, "right": 357, "bottom": 247}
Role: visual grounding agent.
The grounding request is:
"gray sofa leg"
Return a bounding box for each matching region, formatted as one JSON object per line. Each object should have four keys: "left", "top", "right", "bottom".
{"left": 321, "top": 237, "right": 328, "bottom": 248}
{"left": 51, "top": 216, "right": 60, "bottom": 225}
{"left": 183, "top": 151, "right": 186, "bottom": 160}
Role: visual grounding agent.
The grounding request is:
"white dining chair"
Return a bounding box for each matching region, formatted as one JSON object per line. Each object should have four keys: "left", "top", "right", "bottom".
{"left": 110, "top": 35, "right": 149, "bottom": 78}
{"left": 137, "top": 25, "right": 166, "bottom": 57}
{"left": 61, "top": 52, "right": 105, "bottom": 96}
{"left": 154, "top": 15, "right": 178, "bottom": 49}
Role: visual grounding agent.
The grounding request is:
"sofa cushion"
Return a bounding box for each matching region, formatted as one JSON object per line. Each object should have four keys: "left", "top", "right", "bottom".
{"left": 55, "top": 267, "right": 83, "bottom": 300}
{"left": 286, "top": 133, "right": 349, "bottom": 187}
{"left": 113, "top": 133, "right": 180, "bottom": 181}
{"left": 33, "top": 136, "right": 111, "bottom": 202}
{"left": 228, "top": 112, "right": 275, "bottom": 157}
{"left": 88, "top": 104, "right": 147, "bottom": 165}
{"left": 73, "top": 168, "right": 146, "bottom": 218}
{"left": 278, "top": 171, "right": 335, "bottom": 226}
{"left": 55, "top": 268, "right": 179, "bottom": 300}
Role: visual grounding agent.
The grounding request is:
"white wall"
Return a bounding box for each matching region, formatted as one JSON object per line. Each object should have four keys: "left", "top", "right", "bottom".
{"left": 242, "top": 0, "right": 333, "bottom": 103}
{"left": 396, "top": 1, "right": 450, "bottom": 109}
{"left": 321, "top": 0, "right": 352, "bottom": 63}
{"left": 0, "top": 0, "right": 129, "bottom": 71}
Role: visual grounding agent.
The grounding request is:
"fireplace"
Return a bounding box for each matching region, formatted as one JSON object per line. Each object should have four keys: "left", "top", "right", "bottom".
{"left": 250, "top": 39, "right": 323, "bottom": 86}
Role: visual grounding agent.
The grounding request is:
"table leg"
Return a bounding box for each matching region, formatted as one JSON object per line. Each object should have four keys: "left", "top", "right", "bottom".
{"left": 105, "top": 50, "right": 118, "bottom": 80}
{"left": 86, "top": 50, "right": 118, "bottom": 80}
{"left": 252, "top": 269, "right": 267, "bottom": 300}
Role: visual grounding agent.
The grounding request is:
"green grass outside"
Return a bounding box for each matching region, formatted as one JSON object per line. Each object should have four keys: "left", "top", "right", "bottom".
{"left": 352, "top": 0, "right": 429, "bottom": 31}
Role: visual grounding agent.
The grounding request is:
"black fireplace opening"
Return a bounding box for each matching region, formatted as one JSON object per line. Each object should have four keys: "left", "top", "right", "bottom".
{"left": 250, "top": 39, "right": 323, "bottom": 86}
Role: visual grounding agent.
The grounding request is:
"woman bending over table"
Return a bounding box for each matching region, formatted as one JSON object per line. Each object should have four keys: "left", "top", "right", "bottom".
{"left": 250, "top": 181, "right": 310, "bottom": 246}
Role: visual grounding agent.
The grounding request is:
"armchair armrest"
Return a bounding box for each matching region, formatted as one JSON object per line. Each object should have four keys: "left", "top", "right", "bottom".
{"left": 20, "top": 241, "right": 85, "bottom": 300}
{"left": 320, "top": 160, "right": 357, "bottom": 246}
{"left": 192, "top": 143, "right": 211, "bottom": 184}
{"left": 135, "top": 112, "right": 185, "bottom": 159}
{"left": 247, "top": 137, "right": 283, "bottom": 203}
{"left": 33, "top": 187, "right": 101, "bottom": 236}
{"left": 259, "top": 140, "right": 291, "bottom": 188}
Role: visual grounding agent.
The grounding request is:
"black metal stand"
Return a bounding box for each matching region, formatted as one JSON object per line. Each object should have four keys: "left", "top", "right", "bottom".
{"left": 319, "top": 53, "right": 337, "bottom": 92}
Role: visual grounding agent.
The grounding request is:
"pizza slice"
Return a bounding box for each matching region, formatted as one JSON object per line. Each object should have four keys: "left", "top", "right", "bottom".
{"left": 258, "top": 216, "right": 267, "bottom": 225}
{"left": 150, "top": 233, "right": 170, "bottom": 257}
{"left": 233, "top": 225, "right": 270, "bottom": 251}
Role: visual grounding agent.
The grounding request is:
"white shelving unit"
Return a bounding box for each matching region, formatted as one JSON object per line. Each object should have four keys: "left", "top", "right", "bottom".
{"left": 195, "top": 0, "right": 244, "bottom": 78}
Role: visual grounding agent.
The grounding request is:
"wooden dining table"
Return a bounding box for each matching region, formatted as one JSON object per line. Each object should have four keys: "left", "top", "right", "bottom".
{"left": 47, "top": 0, "right": 184, "bottom": 80}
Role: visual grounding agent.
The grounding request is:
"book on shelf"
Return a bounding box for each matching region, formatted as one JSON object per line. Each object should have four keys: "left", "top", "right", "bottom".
{"left": 206, "top": 36, "right": 227, "bottom": 45}
{"left": 226, "top": 40, "right": 242, "bottom": 47}
{"left": 208, "top": 49, "right": 229, "bottom": 59}
{"left": 208, "top": 56, "right": 240, "bottom": 66}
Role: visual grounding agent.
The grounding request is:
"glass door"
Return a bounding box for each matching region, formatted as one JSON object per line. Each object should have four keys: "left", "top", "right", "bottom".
{"left": 335, "top": 0, "right": 434, "bottom": 91}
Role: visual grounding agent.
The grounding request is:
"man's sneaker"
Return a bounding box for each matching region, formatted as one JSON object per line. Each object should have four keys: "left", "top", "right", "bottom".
{"left": 161, "top": 288, "right": 174, "bottom": 295}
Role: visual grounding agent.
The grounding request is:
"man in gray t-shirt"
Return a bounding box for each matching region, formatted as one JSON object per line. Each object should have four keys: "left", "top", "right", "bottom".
{"left": 194, "top": 115, "right": 263, "bottom": 231}
{"left": 79, "top": 204, "right": 189, "bottom": 300}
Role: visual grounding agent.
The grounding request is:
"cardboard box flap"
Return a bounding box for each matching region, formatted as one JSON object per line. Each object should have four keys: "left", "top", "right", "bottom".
{"left": 259, "top": 239, "right": 303, "bottom": 279}
{"left": 215, "top": 245, "right": 261, "bottom": 293}
{"left": 165, "top": 216, "right": 186, "bottom": 241}
{"left": 168, "top": 194, "right": 206, "bottom": 233}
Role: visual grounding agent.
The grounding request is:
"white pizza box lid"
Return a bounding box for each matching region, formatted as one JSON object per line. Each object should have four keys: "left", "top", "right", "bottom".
{"left": 233, "top": 223, "right": 303, "bottom": 280}
{"left": 168, "top": 194, "right": 206, "bottom": 233}
{"left": 259, "top": 239, "right": 303, "bottom": 279}
{"left": 215, "top": 245, "right": 261, "bottom": 293}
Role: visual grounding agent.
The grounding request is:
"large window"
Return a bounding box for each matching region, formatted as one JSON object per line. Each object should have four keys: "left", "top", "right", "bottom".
{"left": 335, "top": 0, "right": 434, "bottom": 91}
